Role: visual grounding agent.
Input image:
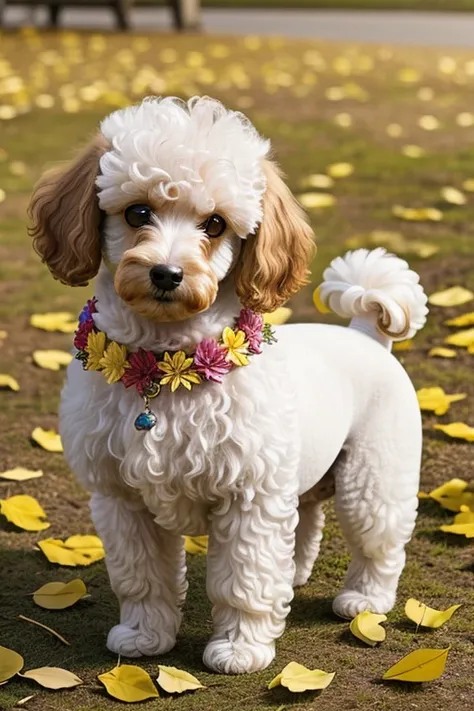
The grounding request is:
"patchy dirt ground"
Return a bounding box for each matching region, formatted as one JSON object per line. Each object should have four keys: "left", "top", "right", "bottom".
{"left": 0, "top": 29, "right": 473, "bottom": 711}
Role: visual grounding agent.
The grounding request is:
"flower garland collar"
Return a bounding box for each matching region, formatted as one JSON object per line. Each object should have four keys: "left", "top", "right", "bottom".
{"left": 74, "top": 298, "right": 276, "bottom": 431}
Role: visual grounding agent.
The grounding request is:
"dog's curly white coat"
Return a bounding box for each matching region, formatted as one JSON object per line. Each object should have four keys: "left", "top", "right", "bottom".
{"left": 34, "top": 97, "right": 428, "bottom": 675}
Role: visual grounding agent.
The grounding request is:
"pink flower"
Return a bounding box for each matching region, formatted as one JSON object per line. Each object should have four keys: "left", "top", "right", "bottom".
{"left": 194, "top": 338, "right": 233, "bottom": 383}
{"left": 236, "top": 308, "right": 264, "bottom": 354}
{"left": 121, "top": 348, "right": 160, "bottom": 395}
{"left": 74, "top": 319, "right": 95, "bottom": 350}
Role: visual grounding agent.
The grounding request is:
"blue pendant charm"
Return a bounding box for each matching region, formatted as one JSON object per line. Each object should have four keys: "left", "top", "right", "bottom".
{"left": 134, "top": 408, "right": 156, "bottom": 431}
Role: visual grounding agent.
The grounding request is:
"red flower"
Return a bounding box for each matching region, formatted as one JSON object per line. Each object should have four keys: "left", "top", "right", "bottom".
{"left": 194, "top": 338, "right": 233, "bottom": 383}
{"left": 121, "top": 348, "right": 160, "bottom": 395}
{"left": 73, "top": 319, "right": 94, "bottom": 350}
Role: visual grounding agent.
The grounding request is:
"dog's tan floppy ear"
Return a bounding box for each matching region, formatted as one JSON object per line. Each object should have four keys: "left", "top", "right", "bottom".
{"left": 28, "top": 134, "right": 109, "bottom": 286}
{"left": 235, "top": 159, "right": 315, "bottom": 313}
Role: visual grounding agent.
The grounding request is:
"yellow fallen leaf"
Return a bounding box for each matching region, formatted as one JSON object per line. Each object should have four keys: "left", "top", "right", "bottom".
{"left": 386, "top": 123, "right": 403, "bottom": 137}
{"left": 440, "top": 505, "right": 474, "bottom": 537}
{"left": 462, "top": 178, "right": 474, "bottom": 192}
{"left": 327, "top": 162, "right": 354, "bottom": 179}
{"left": 33, "top": 579, "right": 87, "bottom": 610}
{"left": 416, "top": 387, "right": 466, "bottom": 415}
{"left": 457, "top": 112, "right": 474, "bottom": 127}
{"left": 445, "top": 312, "right": 474, "bottom": 327}
{"left": 419, "top": 115, "right": 440, "bottom": 131}
{"left": 0, "top": 330, "right": 7, "bottom": 339}
{"left": 33, "top": 350, "right": 73, "bottom": 371}
{"left": 0, "top": 467, "right": 43, "bottom": 481}
{"left": 15, "top": 695, "right": 35, "bottom": 705}
{"left": 98, "top": 665, "right": 159, "bottom": 702}
{"left": 157, "top": 666, "right": 205, "bottom": 694}
{"left": 31, "top": 428, "right": 63, "bottom": 453}
{"left": 268, "top": 661, "right": 335, "bottom": 693}
{"left": 350, "top": 611, "right": 387, "bottom": 646}
{"left": 313, "top": 285, "right": 331, "bottom": 314}
{"left": 420, "top": 478, "right": 474, "bottom": 512}
{"left": 402, "top": 145, "right": 425, "bottom": 158}
{"left": 264, "top": 307, "right": 292, "bottom": 325}
{"left": 0, "top": 495, "right": 50, "bottom": 532}
{"left": 392, "top": 205, "right": 442, "bottom": 222}
{"left": 30, "top": 312, "right": 76, "bottom": 333}
{"left": 398, "top": 67, "right": 421, "bottom": 83}
{"left": 405, "top": 599, "right": 461, "bottom": 629}
{"left": 434, "top": 422, "right": 474, "bottom": 442}
{"left": 38, "top": 535, "right": 105, "bottom": 566}
{"left": 417, "top": 86, "right": 434, "bottom": 101}
{"left": 0, "top": 646, "right": 24, "bottom": 683}
{"left": 428, "top": 347, "right": 457, "bottom": 358}
{"left": 444, "top": 328, "right": 474, "bottom": 347}
{"left": 429, "top": 286, "right": 474, "bottom": 307}
{"left": 298, "top": 192, "right": 336, "bottom": 209}
{"left": 300, "top": 173, "right": 334, "bottom": 189}
{"left": 382, "top": 648, "right": 449, "bottom": 683}
{"left": 20, "top": 667, "right": 82, "bottom": 689}
{"left": 0, "top": 374, "right": 20, "bottom": 391}
{"left": 440, "top": 187, "right": 467, "bottom": 206}
{"left": 334, "top": 112, "right": 352, "bottom": 128}
{"left": 392, "top": 340, "right": 413, "bottom": 352}
{"left": 184, "top": 536, "right": 208, "bottom": 555}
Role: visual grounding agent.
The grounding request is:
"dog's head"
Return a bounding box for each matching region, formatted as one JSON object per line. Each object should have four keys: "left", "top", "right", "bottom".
{"left": 29, "top": 96, "right": 315, "bottom": 322}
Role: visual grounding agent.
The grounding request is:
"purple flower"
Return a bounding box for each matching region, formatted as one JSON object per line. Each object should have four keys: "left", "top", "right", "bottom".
{"left": 73, "top": 319, "right": 94, "bottom": 350}
{"left": 78, "top": 298, "right": 97, "bottom": 325}
{"left": 194, "top": 338, "right": 233, "bottom": 383}
{"left": 121, "top": 348, "right": 160, "bottom": 395}
{"left": 236, "top": 308, "right": 264, "bottom": 354}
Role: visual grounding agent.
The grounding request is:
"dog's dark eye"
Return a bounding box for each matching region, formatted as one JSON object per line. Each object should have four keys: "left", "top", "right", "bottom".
{"left": 124, "top": 204, "right": 153, "bottom": 228}
{"left": 202, "top": 214, "right": 226, "bottom": 239}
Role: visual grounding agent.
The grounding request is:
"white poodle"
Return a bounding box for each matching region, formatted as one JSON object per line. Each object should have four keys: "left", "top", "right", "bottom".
{"left": 29, "top": 96, "right": 428, "bottom": 675}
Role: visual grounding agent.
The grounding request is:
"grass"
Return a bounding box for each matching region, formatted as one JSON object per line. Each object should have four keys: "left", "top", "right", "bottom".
{"left": 0, "top": 27, "right": 474, "bottom": 711}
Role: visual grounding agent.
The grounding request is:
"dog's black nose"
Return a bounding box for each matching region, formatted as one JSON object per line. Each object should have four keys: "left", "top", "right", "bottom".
{"left": 149, "top": 265, "right": 183, "bottom": 291}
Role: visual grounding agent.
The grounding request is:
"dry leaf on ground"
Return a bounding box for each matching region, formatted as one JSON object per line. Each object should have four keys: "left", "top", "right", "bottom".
{"left": 418, "top": 478, "right": 474, "bottom": 512}
{"left": 31, "top": 428, "right": 63, "bottom": 453}
{"left": 444, "top": 328, "right": 474, "bottom": 348}
{"left": 0, "top": 495, "right": 50, "bottom": 532}
{"left": 434, "top": 422, "right": 474, "bottom": 442}
{"left": 428, "top": 347, "right": 457, "bottom": 359}
{"left": 33, "top": 350, "right": 73, "bottom": 371}
{"left": 268, "top": 662, "right": 335, "bottom": 693}
{"left": 392, "top": 205, "right": 442, "bottom": 222}
{"left": 392, "top": 340, "right": 413, "bottom": 352}
{"left": 445, "top": 312, "right": 474, "bottom": 327}
{"left": 416, "top": 387, "right": 466, "bottom": 416}
{"left": 0, "top": 374, "right": 20, "bottom": 391}
{"left": 350, "top": 611, "right": 387, "bottom": 646}
{"left": 33, "top": 579, "right": 87, "bottom": 610}
{"left": 405, "top": 599, "right": 461, "bottom": 629}
{"left": 38, "top": 535, "right": 105, "bottom": 566}
{"left": 0, "top": 467, "right": 43, "bottom": 482}
{"left": 382, "top": 648, "right": 449, "bottom": 682}
{"left": 98, "top": 665, "right": 159, "bottom": 702}
{"left": 429, "top": 286, "right": 474, "bottom": 307}
{"left": 327, "top": 161, "right": 354, "bottom": 178}
{"left": 440, "top": 187, "right": 467, "bottom": 205}
{"left": 30, "top": 312, "right": 76, "bottom": 333}
{"left": 440, "top": 506, "right": 474, "bottom": 538}
{"left": 157, "top": 666, "right": 205, "bottom": 694}
{"left": 184, "top": 536, "right": 208, "bottom": 555}
{"left": 20, "top": 667, "right": 83, "bottom": 690}
{"left": 298, "top": 192, "right": 336, "bottom": 209}
{"left": 300, "top": 173, "right": 334, "bottom": 189}
{"left": 0, "top": 646, "right": 24, "bottom": 683}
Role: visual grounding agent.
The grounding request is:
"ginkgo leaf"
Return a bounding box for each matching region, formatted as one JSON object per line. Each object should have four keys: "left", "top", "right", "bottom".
{"left": 428, "top": 347, "right": 457, "bottom": 359}
{"left": 0, "top": 467, "right": 43, "bottom": 481}
{"left": 0, "top": 374, "right": 20, "bottom": 391}
{"left": 33, "top": 350, "right": 73, "bottom": 371}
{"left": 31, "top": 428, "right": 63, "bottom": 453}
{"left": 33, "top": 579, "right": 87, "bottom": 609}
{"left": 440, "top": 187, "right": 467, "bottom": 206}
{"left": 327, "top": 162, "right": 354, "bottom": 178}
{"left": 98, "top": 664, "right": 159, "bottom": 702}
{"left": 382, "top": 648, "right": 449, "bottom": 683}
{"left": 420, "top": 478, "right": 474, "bottom": 512}
{"left": 298, "top": 192, "right": 336, "bottom": 209}
{"left": 313, "top": 286, "right": 331, "bottom": 314}
{"left": 440, "top": 506, "right": 474, "bottom": 538}
{"left": 184, "top": 536, "right": 208, "bottom": 555}
{"left": 38, "top": 535, "right": 105, "bottom": 566}
{"left": 445, "top": 312, "right": 474, "bottom": 327}
{"left": 0, "top": 646, "right": 24, "bottom": 683}
{"left": 429, "top": 287, "right": 474, "bottom": 307}
{"left": 0, "top": 495, "right": 50, "bottom": 532}
{"left": 20, "top": 667, "right": 83, "bottom": 689}
{"left": 157, "top": 666, "right": 205, "bottom": 694}
{"left": 264, "top": 307, "right": 292, "bottom": 325}
{"left": 268, "top": 662, "right": 335, "bottom": 693}
{"left": 405, "top": 599, "right": 461, "bottom": 629}
{"left": 350, "top": 611, "right": 387, "bottom": 646}
{"left": 416, "top": 387, "right": 466, "bottom": 415}
{"left": 30, "top": 312, "right": 76, "bottom": 333}
{"left": 444, "top": 328, "right": 474, "bottom": 348}
{"left": 434, "top": 422, "right": 474, "bottom": 442}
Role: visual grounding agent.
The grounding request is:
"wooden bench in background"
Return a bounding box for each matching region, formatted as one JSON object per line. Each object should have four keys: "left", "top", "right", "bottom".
{"left": 0, "top": 0, "right": 201, "bottom": 30}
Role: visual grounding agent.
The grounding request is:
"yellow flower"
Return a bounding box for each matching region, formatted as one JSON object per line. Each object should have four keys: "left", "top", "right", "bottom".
{"left": 85, "top": 331, "right": 107, "bottom": 371}
{"left": 222, "top": 327, "right": 249, "bottom": 366}
{"left": 99, "top": 341, "right": 130, "bottom": 384}
{"left": 158, "top": 351, "right": 201, "bottom": 393}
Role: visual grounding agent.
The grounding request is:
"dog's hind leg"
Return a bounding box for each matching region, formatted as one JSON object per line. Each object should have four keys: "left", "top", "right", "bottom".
{"left": 331, "top": 412, "right": 420, "bottom": 619}
{"left": 90, "top": 492, "right": 187, "bottom": 657}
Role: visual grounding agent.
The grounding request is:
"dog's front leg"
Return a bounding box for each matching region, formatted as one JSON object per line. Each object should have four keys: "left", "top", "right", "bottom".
{"left": 203, "top": 491, "right": 298, "bottom": 674}
{"left": 90, "top": 492, "right": 187, "bottom": 658}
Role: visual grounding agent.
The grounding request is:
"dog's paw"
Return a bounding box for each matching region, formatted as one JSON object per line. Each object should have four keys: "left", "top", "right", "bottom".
{"left": 107, "top": 623, "right": 176, "bottom": 658}
{"left": 203, "top": 636, "right": 275, "bottom": 674}
{"left": 293, "top": 566, "right": 312, "bottom": 587}
{"left": 332, "top": 589, "right": 395, "bottom": 619}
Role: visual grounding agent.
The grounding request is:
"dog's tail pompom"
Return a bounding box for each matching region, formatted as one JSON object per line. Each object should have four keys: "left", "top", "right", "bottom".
{"left": 319, "top": 248, "right": 428, "bottom": 349}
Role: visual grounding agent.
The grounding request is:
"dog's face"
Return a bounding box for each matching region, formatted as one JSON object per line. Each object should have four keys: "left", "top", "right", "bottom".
{"left": 29, "top": 97, "right": 315, "bottom": 321}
